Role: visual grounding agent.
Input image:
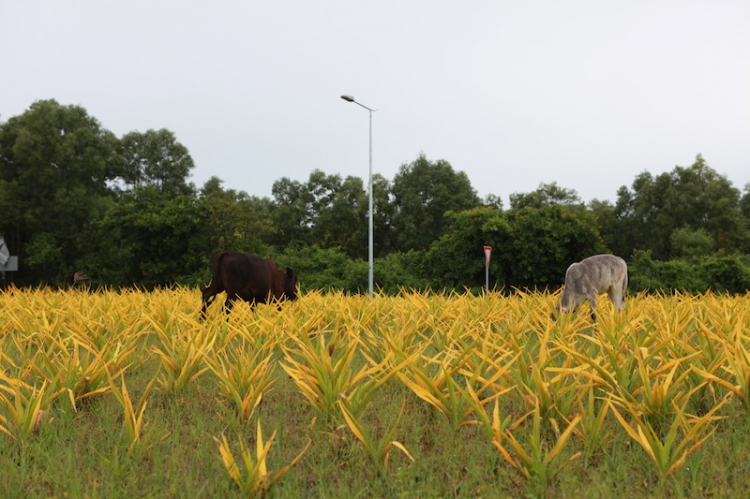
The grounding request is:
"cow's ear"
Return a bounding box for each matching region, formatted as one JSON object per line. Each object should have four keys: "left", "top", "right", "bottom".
{"left": 286, "top": 267, "right": 294, "bottom": 278}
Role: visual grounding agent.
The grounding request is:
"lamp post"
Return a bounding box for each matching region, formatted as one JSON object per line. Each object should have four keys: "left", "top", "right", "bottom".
{"left": 341, "top": 94, "right": 375, "bottom": 297}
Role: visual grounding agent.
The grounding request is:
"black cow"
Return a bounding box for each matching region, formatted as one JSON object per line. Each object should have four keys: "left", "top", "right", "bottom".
{"left": 201, "top": 252, "right": 298, "bottom": 318}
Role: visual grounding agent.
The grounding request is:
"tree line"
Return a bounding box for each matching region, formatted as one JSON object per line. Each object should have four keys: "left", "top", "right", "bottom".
{"left": 2, "top": 99, "right": 749, "bottom": 294}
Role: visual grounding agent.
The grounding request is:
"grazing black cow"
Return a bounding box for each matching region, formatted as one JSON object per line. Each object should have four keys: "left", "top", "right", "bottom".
{"left": 201, "top": 252, "right": 297, "bottom": 318}
{"left": 555, "top": 254, "right": 628, "bottom": 322}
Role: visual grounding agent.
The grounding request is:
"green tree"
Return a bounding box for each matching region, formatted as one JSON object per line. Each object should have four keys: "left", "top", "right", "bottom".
{"left": 587, "top": 199, "right": 629, "bottom": 259}
{"left": 740, "top": 184, "right": 750, "bottom": 252}
{"left": 425, "top": 206, "right": 507, "bottom": 291}
{"left": 0, "top": 99, "right": 121, "bottom": 285}
{"left": 741, "top": 184, "right": 750, "bottom": 217}
{"left": 374, "top": 250, "right": 430, "bottom": 293}
{"left": 628, "top": 250, "right": 705, "bottom": 294}
{"left": 89, "top": 186, "right": 205, "bottom": 287}
{"left": 509, "top": 182, "right": 582, "bottom": 209}
{"left": 670, "top": 227, "right": 715, "bottom": 260}
{"left": 311, "top": 172, "right": 395, "bottom": 259}
{"left": 270, "top": 176, "right": 311, "bottom": 248}
{"left": 426, "top": 205, "right": 607, "bottom": 291}
{"left": 390, "top": 154, "right": 480, "bottom": 252}
{"left": 280, "top": 245, "right": 365, "bottom": 293}
{"left": 312, "top": 174, "right": 368, "bottom": 258}
{"left": 629, "top": 250, "right": 750, "bottom": 294}
{"left": 497, "top": 206, "right": 608, "bottom": 290}
{"left": 269, "top": 170, "right": 394, "bottom": 260}
{"left": 371, "top": 173, "right": 396, "bottom": 257}
{"left": 120, "top": 128, "right": 195, "bottom": 197}
{"left": 198, "top": 177, "right": 275, "bottom": 257}
{"left": 482, "top": 194, "right": 504, "bottom": 210}
{"left": 613, "top": 155, "right": 747, "bottom": 260}
{"left": 304, "top": 169, "right": 341, "bottom": 223}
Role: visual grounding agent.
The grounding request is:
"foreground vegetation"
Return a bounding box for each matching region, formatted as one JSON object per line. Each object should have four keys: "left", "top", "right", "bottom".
{"left": 2, "top": 287, "right": 750, "bottom": 498}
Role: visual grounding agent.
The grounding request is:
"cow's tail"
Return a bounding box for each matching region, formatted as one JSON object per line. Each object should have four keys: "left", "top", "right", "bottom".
{"left": 621, "top": 260, "right": 629, "bottom": 307}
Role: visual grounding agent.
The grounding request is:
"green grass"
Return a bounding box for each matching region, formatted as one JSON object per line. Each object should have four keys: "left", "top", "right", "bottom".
{"left": 3, "top": 346, "right": 750, "bottom": 499}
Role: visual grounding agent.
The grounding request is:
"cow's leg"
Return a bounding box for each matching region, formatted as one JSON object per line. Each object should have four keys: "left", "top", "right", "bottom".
{"left": 223, "top": 294, "right": 257, "bottom": 315}
{"left": 223, "top": 296, "right": 236, "bottom": 315}
{"left": 617, "top": 283, "right": 626, "bottom": 311}
{"left": 607, "top": 282, "right": 626, "bottom": 312}
{"left": 608, "top": 289, "right": 624, "bottom": 311}
{"left": 570, "top": 296, "right": 584, "bottom": 314}
{"left": 201, "top": 286, "right": 219, "bottom": 320}
{"left": 587, "top": 293, "right": 599, "bottom": 322}
{"left": 274, "top": 295, "right": 285, "bottom": 311}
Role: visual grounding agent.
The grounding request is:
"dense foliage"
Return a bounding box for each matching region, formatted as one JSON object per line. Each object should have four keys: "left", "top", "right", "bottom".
{"left": 2, "top": 99, "right": 750, "bottom": 293}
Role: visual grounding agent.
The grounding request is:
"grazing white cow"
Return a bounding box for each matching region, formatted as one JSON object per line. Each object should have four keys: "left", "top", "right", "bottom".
{"left": 555, "top": 254, "right": 627, "bottom": 321}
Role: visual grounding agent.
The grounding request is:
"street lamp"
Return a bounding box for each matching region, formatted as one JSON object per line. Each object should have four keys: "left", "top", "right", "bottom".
{"left": 341, "top": 94, "right": 376, "bottom": 297}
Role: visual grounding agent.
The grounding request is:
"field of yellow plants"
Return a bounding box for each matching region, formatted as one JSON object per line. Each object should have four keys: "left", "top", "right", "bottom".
{"left": 1, "top": 286, "right": 750, "bottom": 498}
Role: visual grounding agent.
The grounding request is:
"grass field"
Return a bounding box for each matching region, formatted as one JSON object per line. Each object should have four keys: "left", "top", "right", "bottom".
{"left": 1, "top": 287, "right": 750, "bottom": 498}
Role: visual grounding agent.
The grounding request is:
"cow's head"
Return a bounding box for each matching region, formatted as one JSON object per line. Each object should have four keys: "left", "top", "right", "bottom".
{"left": 283, "top": 267, "right": 298, "bottom": 301}
{"left": 557, "top": 288, "right": 574, "bottom": 313}
{"left": 551, "top": 291, "right": 571, "bottom": 320}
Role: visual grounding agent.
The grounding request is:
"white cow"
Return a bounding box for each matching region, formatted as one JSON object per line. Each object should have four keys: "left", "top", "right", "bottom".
{"left": 555, "top": 254, "right": 628, "bottom": 321}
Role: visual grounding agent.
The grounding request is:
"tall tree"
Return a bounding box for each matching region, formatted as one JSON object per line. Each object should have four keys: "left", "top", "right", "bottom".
{"left": 198, "top": 177, "right": 275, "bottom": 257}
{"left": 120, "top": 128, "right": 195, "bottom": 197}
{"left": 270, "top": 176, "right": 312, "bottom": 248}
{"left": 509, "top": 182, "right": 582, "bottom": 210}
{"left": 482, "top": 193, "right": 504, "bottom": 210}
{"left": 741, "top": 184, "right": 750, "bottom": 218}
{"left": 88, "top": 186, "right": 204, "bottom": 287}
{"left": 613, "top": 155, "right": 747, "bottom": 260}
{"left": 740, "top": 184, "right": 750, "bottom": 253}
{"left": 588, "top": 198, "right": 629, "bottom": 259}
{"left": 498, "top": 205, "right": 608, "bottom": 290}
{"left": 390, "top": 154, "right": 480, "bottom": 252}
{"left": 312, "top": 174, "right": 368, "bottom": 258}
{"left": 0, "top": 99, "right": 121, "bottom": 284}
{"left": 269, "top": 170, "right": 391, "bottom": 259}
{"left": 371, "top": 173, "right": 396, "bottom": 257}
{"left": 306, "top": 171, "right": 394, "bottom": 259}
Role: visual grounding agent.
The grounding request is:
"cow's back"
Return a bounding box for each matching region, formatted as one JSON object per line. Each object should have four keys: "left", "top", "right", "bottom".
{"left": 567, "top": 254, "right": 626, "bottom": 294}
{"left": 220, "top": 253, "right": 274, "bottom": 301}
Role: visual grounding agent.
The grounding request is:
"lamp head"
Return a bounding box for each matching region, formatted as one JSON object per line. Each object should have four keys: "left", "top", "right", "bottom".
{"left": 340, "top": 94, "right": 355, "bottom": 102}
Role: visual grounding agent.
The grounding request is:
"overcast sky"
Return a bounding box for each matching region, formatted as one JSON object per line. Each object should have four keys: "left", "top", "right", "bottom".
{"left": 2, "top": 1, "right": 749, "bottom": 205}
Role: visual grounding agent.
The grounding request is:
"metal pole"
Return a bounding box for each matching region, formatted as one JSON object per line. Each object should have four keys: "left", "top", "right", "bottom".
{"left": 367, "top": 108, "right": 374, "bottom": 298}
{"left": 341, "top": 95, "right": 376, "bottom": 298}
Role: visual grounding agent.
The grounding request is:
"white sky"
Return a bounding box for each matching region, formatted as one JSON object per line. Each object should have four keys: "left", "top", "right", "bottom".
{"left": 2, "top": 1, "right": 749, "bottom": 205}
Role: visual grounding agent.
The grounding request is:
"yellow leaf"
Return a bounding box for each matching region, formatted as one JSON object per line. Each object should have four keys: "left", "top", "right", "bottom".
{"left": 257, "top": 420, "right": 267, "bottom": 477}
{"left": 390, "top": 441, "right": 415, "bottom": 462}
{"left": 339, "top": 403, "right": 368, "bottom": 446}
